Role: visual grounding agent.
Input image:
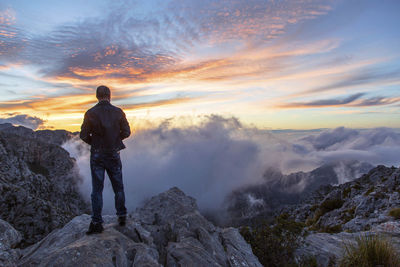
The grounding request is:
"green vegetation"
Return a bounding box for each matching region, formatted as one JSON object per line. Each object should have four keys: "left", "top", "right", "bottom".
{"left": 27, "top": 161, "right": 49, "bottom": 176}
{"left": 307, "top": 198, "right": 344, "bottom": 227}
{"left": 342, "top": 187, "right": 351, "bottom": 198}
{"left": 364, "top": 186, "right": 375, "bottom": 196}
{"left": 240, "top": 213, "right": 306, "bottom": 267}
{"left": 309, "top": 204, "right": 318, "bottom": 212}
{"left": 296, "top": 256, "right": 318, "bottom": 267}
{"left": 352, "top": 183, "right": 362, "bottom": 190}
{"left": 321, "top": 224, "right": 342, "bottom": 234}
{"left": 339, "top": 234, "right": 400, "bottom": 267}
{"left": 320, "top": 198, "right": 345, "bottom": 211}
{"left": 342, "top": 206, "right": 356, "bottom": 223}
{"left": 373, "top": 191, "right": 386, "bottom": 200}
{"left": 388, "top": 208, "right": 400, "bottom": 219}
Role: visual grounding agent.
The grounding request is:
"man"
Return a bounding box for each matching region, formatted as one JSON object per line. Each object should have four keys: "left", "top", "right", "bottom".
{"left": 80, "top": 85, "right": 131, "bottom": 234}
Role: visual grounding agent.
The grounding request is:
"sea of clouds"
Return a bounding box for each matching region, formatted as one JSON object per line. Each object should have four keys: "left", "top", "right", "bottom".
{"left": 62, "top": 115, "right": 400, "bottom": 214}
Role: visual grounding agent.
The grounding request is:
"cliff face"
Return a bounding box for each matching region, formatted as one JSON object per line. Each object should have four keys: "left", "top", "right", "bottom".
{"left": 289, "top": 165, "right": 400, "bottom": 266}
{"left": 16, "top": 187, "right": 262, "bottom": 267}
{"left": 0, "top": 124, "right": 88, "bottom": 247}
{"left": 287, "top": 165, "right": 400, "bottom": 233}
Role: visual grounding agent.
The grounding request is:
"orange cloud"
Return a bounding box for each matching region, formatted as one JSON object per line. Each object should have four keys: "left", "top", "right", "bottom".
{"left": 0, "top": 8, "right": 16, "bottom": 25}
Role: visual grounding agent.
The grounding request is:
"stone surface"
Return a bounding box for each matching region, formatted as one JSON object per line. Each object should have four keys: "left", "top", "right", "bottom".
{"left": 295, "top": 232, "right": 356, "bottom": 266}
{"left": 286, "top": 166, "right": 400, "bottom": 233}
{"left": 0, "top": 218, "right": 22, "bottom": 267}
{"left": 296, "top": 221, "right": 400, "bottom": 267}
{"left": 0, "top": 124, "right": 88, "bottom": 247}
{"left": 292, "top": 166, "right": 400, "bottom": 266}
{"left": 18, "top": 188, "right": 262, "bottom": 267}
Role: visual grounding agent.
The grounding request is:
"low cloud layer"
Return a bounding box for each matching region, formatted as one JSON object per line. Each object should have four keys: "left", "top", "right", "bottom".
{"left": 0, "top": 114, "right": 45, "bottom": 129}
{"left": 63, "top": 116, "right": 400, "bottom": 215}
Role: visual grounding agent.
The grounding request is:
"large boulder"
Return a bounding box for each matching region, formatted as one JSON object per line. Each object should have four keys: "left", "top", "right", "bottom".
{"left": 18, "top": 215, "right": 161, "bottom": 267}
{"left": 19, "top": 187, "right": 262, "bottom": 267}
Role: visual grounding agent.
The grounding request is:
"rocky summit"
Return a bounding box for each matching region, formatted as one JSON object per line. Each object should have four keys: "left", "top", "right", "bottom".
{"left": 13, "top": 187, "right": 262, "bottom": 267}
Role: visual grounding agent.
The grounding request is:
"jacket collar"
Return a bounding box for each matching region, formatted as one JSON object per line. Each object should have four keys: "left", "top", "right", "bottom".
{"left": 97, "top": 100, "right": 111, "bottom": 106}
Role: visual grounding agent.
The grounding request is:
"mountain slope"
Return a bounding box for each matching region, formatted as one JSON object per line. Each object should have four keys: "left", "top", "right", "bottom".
{"left": 289, "top": 165, "right": 400, "bottom": 266}
{"left": 225, "top": 161, "right": 373, "bottom": 225}
{"left": 0, "top": 124, "right": 87, "bottom": 247}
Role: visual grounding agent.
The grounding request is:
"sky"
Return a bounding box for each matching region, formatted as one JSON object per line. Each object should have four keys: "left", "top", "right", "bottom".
{"left": 0, "top": 0, "right": 399, "bottom": 131}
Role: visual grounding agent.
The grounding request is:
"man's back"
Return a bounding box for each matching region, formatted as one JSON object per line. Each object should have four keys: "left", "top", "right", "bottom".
{"left": 80, "top": 85, "right": 130, "bottom": 233}
{"left": 80, "top": 100, "right": 130, "bottom": 152}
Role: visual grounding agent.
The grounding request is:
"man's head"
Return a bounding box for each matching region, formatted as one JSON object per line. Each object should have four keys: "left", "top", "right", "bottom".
{"left": 96, "top": 85, "right": 111, "bottom": 101}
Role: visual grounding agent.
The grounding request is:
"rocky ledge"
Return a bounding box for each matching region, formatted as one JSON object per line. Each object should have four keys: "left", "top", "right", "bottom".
{"left": 5, "top": 187, "right": 261, "bottom": 267}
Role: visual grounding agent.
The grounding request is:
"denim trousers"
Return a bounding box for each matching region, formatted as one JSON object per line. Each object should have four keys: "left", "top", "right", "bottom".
{"left": 90, "top": 151, "right": 127, "bottom": 223}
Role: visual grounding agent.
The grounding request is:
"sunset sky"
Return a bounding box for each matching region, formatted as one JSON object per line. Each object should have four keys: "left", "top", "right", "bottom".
{"left": 0, "top": 0, "right": 399, "bottom": 131}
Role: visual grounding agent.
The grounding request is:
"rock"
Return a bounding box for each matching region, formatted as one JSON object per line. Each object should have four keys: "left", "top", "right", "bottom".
{"left": 18, "top": 214, "right": 155, "bottom": 267}
{"left": 0, "top": 218, "right": 22, "bottom": 267}
{"left": 221, "top": 228, "right": 263, "bottom": 267}
{"left": 283, "top": 166, "right": 400, "bottom": 233}
{"left": 371, "top": 221, "right": 400, "bottom": 251}
{"left": 291, "top": 166, "right": 400, "bottom": 266}
{"left": 295, "top": 232, "right": 356, "bottom": 266}
{"left": 296, "top": 221, "right": 400, "bottom": 267}
{"left": 0, "top": 123, "right": 76, "bottom": 146}
{"left": 19, "top": 188, "right": 262, "bottom": 267}
{"left": 135, "top": 187, "right": 198, "bottom": 225}
{"left": 0, "top": 125, "right": 88, "bottom": 247}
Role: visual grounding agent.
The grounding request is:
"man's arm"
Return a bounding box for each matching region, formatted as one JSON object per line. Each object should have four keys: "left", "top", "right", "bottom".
{"left": 120, "top": 110, "right": 131, "bottom": 140}
{"left": 80, "top": 112, "right": 92, "bottom": 145}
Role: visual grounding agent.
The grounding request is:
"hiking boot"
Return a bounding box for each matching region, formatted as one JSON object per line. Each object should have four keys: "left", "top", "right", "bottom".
{"left": 86, "top": 222, "right": 104, "bottom": 235}
{"left": 118, "top": 216, "right": 126, "bottom": 226}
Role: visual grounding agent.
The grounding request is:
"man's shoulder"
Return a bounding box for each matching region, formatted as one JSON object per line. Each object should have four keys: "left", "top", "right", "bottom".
{"left": 109, "top": 103, "right": 124, "bottom": 113}
{"left": 86, "top": 102, "right": 124, "bottom": 114}
{"left": 102, "top": 103, "right": 122, "bottom": 114}
{"left": 85, "top": 105, "right": 98, "bottom": 114}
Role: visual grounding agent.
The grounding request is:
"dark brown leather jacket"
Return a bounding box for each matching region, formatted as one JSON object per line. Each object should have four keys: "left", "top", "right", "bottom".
{"left": 80, "top": 100, "right": 131, "bottom": 152}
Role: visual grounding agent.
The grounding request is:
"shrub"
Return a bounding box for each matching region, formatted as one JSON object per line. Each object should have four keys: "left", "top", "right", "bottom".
{"left": 322, "top": 224, "right": 342, "bottom": 234}
{"left": 339, "top": 234, "right": 400, "bottom": 267}
{"left": 240, "top": 214, "right": 306, "bottom": 267}
{"left": 297, "top": 256, "right": 318, "bottom": 267}
{"left": 388, "top": 208, "right": 400, "bottom": 219}
{"left": 342, "top": 206, "right": 356, "bottom": 223}
{"left": 311, "top": 198, "right": 344, "bottom": 225}
{"left": 343, "top": 187, "right": 351, "bottom": 198}
{"left": 320, "top": 198, "right": 344, "bottom": 212}
{"left": 352, "top": 183, "right": 362, "bottom": 190}
{"left": 364, "top": 186, "right": 375, "bottom": 196}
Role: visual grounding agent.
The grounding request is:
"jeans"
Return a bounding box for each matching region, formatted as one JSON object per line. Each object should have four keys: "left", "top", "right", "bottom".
{"left": 90, "top": 151, "right": 127, "bottom": 223}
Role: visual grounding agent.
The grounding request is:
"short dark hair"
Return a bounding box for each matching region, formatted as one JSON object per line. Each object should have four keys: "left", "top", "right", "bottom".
{"left": 96, "top": 85, "right": 111, "bottom": 100}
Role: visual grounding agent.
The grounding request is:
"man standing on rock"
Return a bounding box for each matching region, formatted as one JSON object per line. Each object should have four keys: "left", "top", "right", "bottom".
{"left": 80, "top": 85, "right": 131, "bottom": 234}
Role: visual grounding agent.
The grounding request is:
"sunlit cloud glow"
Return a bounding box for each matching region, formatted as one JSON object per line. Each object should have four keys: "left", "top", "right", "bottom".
{"left": 0, "top": 0, "right": 399, "bottom": 130}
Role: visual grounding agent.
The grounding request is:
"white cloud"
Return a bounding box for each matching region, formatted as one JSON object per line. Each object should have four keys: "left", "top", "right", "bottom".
{"left": 63, "top": 116, "right": 400, "bottom": 214}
